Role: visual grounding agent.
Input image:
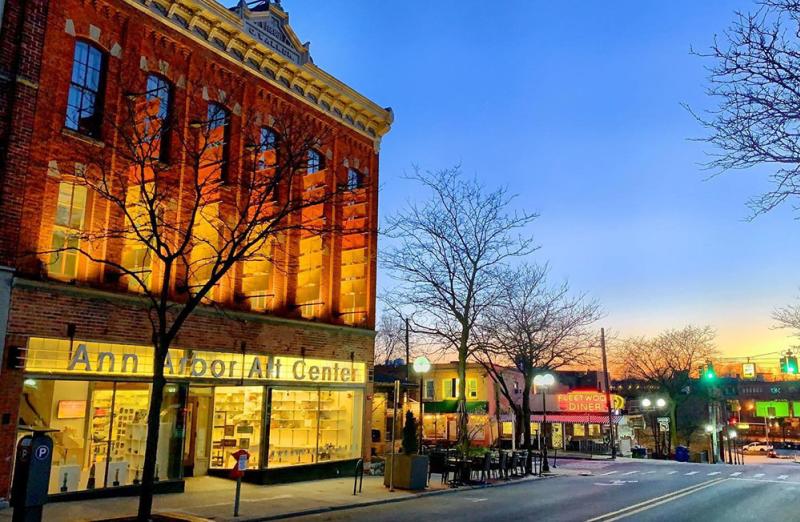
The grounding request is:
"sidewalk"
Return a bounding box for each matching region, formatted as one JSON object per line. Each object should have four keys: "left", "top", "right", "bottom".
{"left": 0, "top": 471, "right": 556, "bottom": 522}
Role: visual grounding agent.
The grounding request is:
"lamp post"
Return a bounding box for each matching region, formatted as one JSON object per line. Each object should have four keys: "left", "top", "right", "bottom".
{"left": 533, "top": 373, "right": 555, "bottom": 473}
{"left": 413, "top": 356, "right": 432, "bottom": 451}
{"left": 705, "top": 423, "right": 715, "bottom": 463}
{"left": 640, "top": 397, "right": 668, "bottom": 457}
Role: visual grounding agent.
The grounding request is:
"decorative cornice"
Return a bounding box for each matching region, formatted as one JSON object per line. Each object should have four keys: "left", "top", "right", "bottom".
{"left": 123, "top": 0, "right": 393, "bottom": 147}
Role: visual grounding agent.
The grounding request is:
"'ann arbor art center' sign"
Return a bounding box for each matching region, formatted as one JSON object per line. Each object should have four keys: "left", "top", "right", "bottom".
{"left": 23, "top": 338, "right": 365, "bottom": 384}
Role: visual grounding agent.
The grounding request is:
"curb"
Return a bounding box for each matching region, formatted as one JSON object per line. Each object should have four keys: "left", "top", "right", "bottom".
{"left": 234, "top": 474, "right": 556, "bottom": 522}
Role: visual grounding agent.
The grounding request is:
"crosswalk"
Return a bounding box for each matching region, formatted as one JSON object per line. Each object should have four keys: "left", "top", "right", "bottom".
{"left": 589, "top": 468, "right": 800, "bottom": 482}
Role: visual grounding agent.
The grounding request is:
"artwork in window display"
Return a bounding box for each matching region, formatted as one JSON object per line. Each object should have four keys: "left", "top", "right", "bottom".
{"left": 268, "top": 388, "right": 363, "bottom": 468}
{"left": 211, "top": 386, "right": 263, "bottom": 469}
{"left": 17, "top": 379, "right": 182, "bottom": 494}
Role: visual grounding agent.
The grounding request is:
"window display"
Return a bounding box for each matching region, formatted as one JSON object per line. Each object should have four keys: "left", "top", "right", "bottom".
{"left": 211, "top": 386, "right": 263, "bottom": 469}
{"left": 18, "top": 379, "right": 182, "bottom": 494}
{"left": 268, "top": 388, "right": 362, "bottom": 468}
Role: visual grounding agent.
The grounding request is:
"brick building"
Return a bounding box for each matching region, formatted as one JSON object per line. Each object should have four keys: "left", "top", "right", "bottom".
{"left": 0, "top": 0, "right": 392, "bottom": 501}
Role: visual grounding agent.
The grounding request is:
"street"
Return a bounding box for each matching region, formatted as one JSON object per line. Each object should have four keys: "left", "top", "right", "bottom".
{"left": 290, "top": 459, "right": 800, "bottom": 522}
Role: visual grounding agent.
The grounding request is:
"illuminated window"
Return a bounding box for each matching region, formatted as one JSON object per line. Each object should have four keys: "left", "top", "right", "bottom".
{"left": 443, "top": 378, "right": 459, "bottom": 399}
{"left": 201, "top": 103, "right": 230, "bottom": 181}
{"left": 189, "top": 204, "right": 219, "bottom": 293}
{"left": 467, "top": 378, "right": 478, "bottom": 399}
{"left": 65, "top": 41, "right": 105, "bottom": 138}
{"left": 143, "top": 75, "right": 171, "bottom": 162}
{"left": 120, "top": 185, "right": 154, "bottom": 292}
{"left": 49, "top": 181, "right": 87, "bottom": 279}
{"left": 241, "top": 243, "right": 275, "bottom": 312}
{"left": 307, "top": 149, "right": 324, "bottom": 174}
{"left": 346, "top": 168, "right": 363, "bottom": 190}
{"left": 297, "top": 235, "right": 323, "bottom": 318}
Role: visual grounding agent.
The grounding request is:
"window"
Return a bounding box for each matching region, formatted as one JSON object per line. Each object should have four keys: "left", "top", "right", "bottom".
{"left": 143, "top": 75, "right": 171, "bottom": 162}
{"left": 201, "top": 103, "right": 230, "bottom": 181}
{"left": 256, "top": 127, "right": 278, "bottom": 171}
{"left": 121, "top": 185, "right": 154, "bottom": 292}
{"left": 443, "top": 378, "right": 459, "bottom": 399}
{"left": 49, "top": 181, "right": 87, "bottom": 279}
{"left": 423, "top": 380, "right": 435, "bottom": 400}
{"left": 307, "top": 149, "right": 324, "bottom": 174}
{"left": 346, "top": 168, "right": 363, "bottom": 191}
{"left": 211, "top": 386, "right": 263, "bottom": 470}
{"left": 467, "top": 378, "right": 479, "bottom": 399}
{"left": 65, "top": 41, "right": 106, "bottom": 138}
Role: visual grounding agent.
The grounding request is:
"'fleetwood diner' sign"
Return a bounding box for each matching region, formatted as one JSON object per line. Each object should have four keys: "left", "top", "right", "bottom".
{"left": 23, "top": 337, "right": 364, "bottom": 384}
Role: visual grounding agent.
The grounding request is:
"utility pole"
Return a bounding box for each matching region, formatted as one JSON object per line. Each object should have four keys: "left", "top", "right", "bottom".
{"left": 600, "top": 328, "right": 616, "bottom": 459}
{"left": 405, "top": 317, "right": 410, "bottom": 381}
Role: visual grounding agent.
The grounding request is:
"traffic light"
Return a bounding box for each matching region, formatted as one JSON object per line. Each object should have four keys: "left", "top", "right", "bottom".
{"left": 780, "top": 353, "right": 798, "bottom": 374}
{"left": 703, "top": 363, "right": 716, "bottom": 381}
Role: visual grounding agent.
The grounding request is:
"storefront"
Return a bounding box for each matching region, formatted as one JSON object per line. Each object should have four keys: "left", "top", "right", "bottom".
{"left": 18, "top": 337, "right": 367, "bottom": 498}
{"left": 501, "top": 390, "right": 624, "bottom": 451}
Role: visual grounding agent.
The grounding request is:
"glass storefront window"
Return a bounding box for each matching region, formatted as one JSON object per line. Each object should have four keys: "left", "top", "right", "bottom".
{"left": 317, "top": 389, "right": 362, "bottom": 463}
{"left": 269, "top": 388, "right": 363, "bottom": 468}
{"left": 19, "top": 379, "right": 183, "bottom": 494}
{"left": 210, "top": 386, "right": 263, "bottom": 470}
{"left": 269, "top": 389, "right": 319, "bottom": 467}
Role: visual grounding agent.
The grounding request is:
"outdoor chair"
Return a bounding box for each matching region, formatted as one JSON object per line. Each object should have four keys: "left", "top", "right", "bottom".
{"left": 428, "top": 451, "right": 447, "bottom": 484}
{"left": 517, "top": 450, "right": 528, "bottom": 475}
{"left": 489, "top": 452, "right": 501, "bottom": 479}
{"left": 509, "top": 452, "right": 519, "bottom": 478}
{"left": 480, "top": 453, "right": 492, "bottom": 482}
{"left": 499, "top": 451, "right": 509, "bottom": 480}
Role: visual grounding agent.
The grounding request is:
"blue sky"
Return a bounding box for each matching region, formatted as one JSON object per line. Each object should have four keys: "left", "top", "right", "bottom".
{"left": 234, "top": 0, "right": 800, "bottom": 356}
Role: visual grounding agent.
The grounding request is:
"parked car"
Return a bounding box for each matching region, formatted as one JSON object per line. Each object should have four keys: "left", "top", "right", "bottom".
{"left": 743, "top": 441, "right": 773, "bottom": 453}
{"left": 767, "top": 442, "right": 798, "bottom": 459}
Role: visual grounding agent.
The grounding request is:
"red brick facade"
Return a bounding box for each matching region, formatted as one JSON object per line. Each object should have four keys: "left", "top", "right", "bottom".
{"left": 0, "top": 0, "right": 390, "bottom": 499}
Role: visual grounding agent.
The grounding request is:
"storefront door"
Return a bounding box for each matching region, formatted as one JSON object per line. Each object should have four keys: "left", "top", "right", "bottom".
{"left": 184, "top": 387, "right": 212, "bottom": 477}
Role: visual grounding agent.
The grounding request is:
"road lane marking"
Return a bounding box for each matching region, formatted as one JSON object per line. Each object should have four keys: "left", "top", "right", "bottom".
{"left": 707, "top": 472, "right": 721, "bottom": 476}
{"left": 585, "top": 478, "right": 727, "bottom": 522}
{"left": 685, "top": 471, "right": 698, "bottom": 475}
{"left": 753, "top": 473, "right": 765, "bottom": 478}
{"left": 666, "top": 470, "right": 678, "bottom": 475}
{"left": 641, "top": 471, "right": 656, "bottom": 475}
{"left": 778, "top": 475, "right": 789, "bottom": 480}
{"left": 730, "top": 472, "right": 741, "bottom": 477}
{"left": 733, "top": 477, "right": 800, "bottom": 485}
{"left": 600, "top": 471, "right": 618, "bottom": 475}
{"left": 622, "top": 470, "right": 639, "bottom": 475}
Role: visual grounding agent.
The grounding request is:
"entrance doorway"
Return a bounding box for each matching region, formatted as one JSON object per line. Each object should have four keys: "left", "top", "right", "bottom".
{"left": 184, "top": 386, "right": 212, "bottom": 477}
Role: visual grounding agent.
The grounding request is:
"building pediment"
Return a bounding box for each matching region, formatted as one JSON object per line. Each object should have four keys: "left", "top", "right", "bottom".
{"left": 232, "top": 1, "right": 310, "bottom": 66}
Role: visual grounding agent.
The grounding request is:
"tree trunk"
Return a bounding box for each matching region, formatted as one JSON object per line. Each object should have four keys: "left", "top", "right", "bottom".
{"left": 456, "top": 346, "right": 469, "bottom": 451}
{"left": 521, "top": 374, "right": 532, "bottom": 474}
{"left": 669, "top": 401, "right": 678, "bottom": 452}
{"left": 137, "top": 341, "right": 169, "bottom": 521}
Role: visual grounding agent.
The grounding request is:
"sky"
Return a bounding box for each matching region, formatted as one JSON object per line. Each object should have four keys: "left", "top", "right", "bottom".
{"left": 230, "top": 0, "right": 800, "bottom": 357}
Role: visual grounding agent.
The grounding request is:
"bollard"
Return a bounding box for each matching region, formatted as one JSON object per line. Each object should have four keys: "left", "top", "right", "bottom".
{"left": 234, "top": 476, "right": 242, "bottom": 517}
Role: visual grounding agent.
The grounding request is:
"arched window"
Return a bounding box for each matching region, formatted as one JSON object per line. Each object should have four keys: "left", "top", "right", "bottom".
{"left": 257, "top": 126, "right": 278, "bottom": 170}
{"left": 307, "top": 149, "right": 324, "bottom": 174}
{"left": 65, "top": 41, "right": 106, "bottom": 138}
{"left": 144, "top": 74, "right": 172, "bottom": 162}
{"left": 201, "top": 102, "right": 230, "bottom": 180}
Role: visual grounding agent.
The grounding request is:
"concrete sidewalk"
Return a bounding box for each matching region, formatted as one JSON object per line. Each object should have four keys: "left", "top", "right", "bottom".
{"left": 0, "top": 471, "right": 557, "bottom": 522}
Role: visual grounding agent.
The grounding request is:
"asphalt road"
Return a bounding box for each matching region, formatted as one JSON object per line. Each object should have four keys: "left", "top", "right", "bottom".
{"left": 288, "top": 458, "right": 800, "bottom": 522}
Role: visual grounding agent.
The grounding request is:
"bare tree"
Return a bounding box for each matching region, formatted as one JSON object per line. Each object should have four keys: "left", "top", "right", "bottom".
{"left": 774, "top": 300, "right": 800, "bottom": 336}
{"left": 475, "top": 263, "right": 600, "bottom": 473}
{"left": 374, "top": 313, "right": 407, "bottom": 365}
{"left": 690, "top": 0, "right": 800, "bottom": 217}
{"left": 382, "top": 167, "right": 537, "bottom": 450}
{"left": 615, "top": 326, "right": 718, "bottom": 451}
{"left": 44, "top": 86, "right": 344, "bottom": 519}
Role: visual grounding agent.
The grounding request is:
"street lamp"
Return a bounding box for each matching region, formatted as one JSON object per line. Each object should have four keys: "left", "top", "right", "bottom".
{"left": 413, "top": 356, "right": 432, "bottom": 451}
{"left": 640, "top": 396, "right": 668, "bottom": 457}
{"left": 533, "top": 373, "right": 556, "bottom": 473}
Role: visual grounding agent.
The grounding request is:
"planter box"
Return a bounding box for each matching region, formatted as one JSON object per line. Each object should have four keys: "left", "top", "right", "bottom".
{"left": 383, "top": 454, "right": 428, "bottom": 490}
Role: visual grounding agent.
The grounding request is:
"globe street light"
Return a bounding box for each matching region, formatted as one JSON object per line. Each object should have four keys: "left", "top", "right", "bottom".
{"left": 640, "top": 397, "right": 668, "bottom": 457}
{"left": 413, "top": 356, "right": 432, "bottom": 451}
{"left": 533, "top": 373, "right": 556, "bottom": 473}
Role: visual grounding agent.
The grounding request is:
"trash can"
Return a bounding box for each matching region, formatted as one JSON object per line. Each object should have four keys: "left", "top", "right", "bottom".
{"left": 631, "top": 446, "right": 648, "bottom": 459}
{"left": 675, "top": 446, "right": 689, "bottom": 462}
{"left": 699, "top": 450, "right": 709, "bottom": 463}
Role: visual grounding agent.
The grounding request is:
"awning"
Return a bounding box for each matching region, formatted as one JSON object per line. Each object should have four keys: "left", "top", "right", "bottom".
{"left": 500, "top": 413, "right": 622, "bottom": 425}
{"left": 423, "top": 400, "right": 489, "bottom": 414}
